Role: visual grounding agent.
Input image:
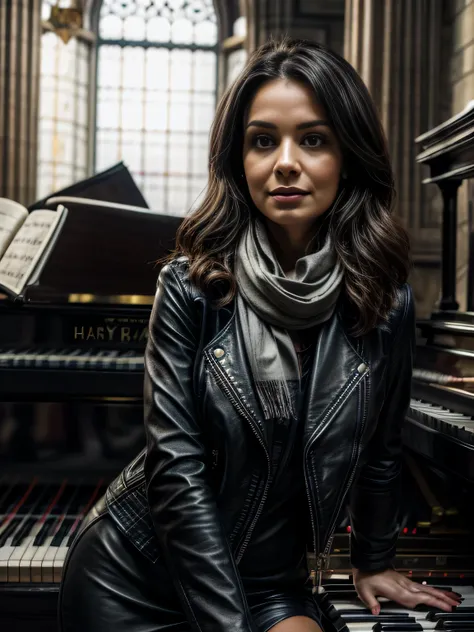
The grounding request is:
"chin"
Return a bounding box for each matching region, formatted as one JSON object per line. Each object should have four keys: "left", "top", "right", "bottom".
{"left": 263, "top": 206, "right": 327, "bottom": 227}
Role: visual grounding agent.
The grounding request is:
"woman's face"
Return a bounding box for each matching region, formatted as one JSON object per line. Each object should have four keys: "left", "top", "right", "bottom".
{"left": 242, "top": 78, "right": 343, "bottom": 233}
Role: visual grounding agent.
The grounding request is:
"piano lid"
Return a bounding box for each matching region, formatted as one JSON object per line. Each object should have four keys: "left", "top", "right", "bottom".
{"left": 22, "top": 197, "right": 183, "bottom": 304}
{"left": 415, "top": 100, "right": 474, "bottom": 184}
{"left": 29, "top": 162, "right": 149, "bottom": 211}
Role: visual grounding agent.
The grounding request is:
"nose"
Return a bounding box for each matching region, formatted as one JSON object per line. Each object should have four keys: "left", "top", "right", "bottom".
{"left": 273, "top": 138, "right": 301, "bottom": 178}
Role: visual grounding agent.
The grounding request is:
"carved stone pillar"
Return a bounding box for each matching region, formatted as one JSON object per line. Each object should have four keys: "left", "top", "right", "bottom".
{"left": 344, "top": 0, "right": 444, "bottom": 251}
{"left": 0, "top": 0, "right": 42, "bottom": 205}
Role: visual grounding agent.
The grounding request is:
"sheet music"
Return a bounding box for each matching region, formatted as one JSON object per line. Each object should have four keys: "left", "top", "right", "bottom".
{"left": 0, "top": 198, "right": 28, "bottom": 258}
{"left": 0, "top": 206, "right": 65, "bottom": 295}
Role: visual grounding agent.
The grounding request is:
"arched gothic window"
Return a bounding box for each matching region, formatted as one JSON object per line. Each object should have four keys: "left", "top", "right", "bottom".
{"left": 38, "top": 1, "right": 93, "bottom": 200}
{"left": 95, "top": 0, "right": 218, "bottom": 215}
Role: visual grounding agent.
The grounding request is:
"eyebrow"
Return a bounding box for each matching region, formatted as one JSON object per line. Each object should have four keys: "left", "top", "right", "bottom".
{"left": 246, "top": 119, "right": 330, "bottom": 130}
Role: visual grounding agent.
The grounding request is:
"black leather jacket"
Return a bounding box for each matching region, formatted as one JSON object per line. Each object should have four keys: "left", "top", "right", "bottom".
{"left": 102, "top": 257, "right": 415, "bottom": 632}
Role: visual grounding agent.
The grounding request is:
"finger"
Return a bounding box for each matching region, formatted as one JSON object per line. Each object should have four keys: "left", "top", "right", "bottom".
{"left": 401, "top": 590, "right": 455, "bottom": 613}
{"left": 418, "top": 583, "right": 463, "bottom": 601}
{"left": 417, "top": 585, "right": 462, "bottom": 603}
{"left": 400, "top": 581, "right": 461, "bottom": 608}
{"left": 376, "top": 583, "right": 453, "bottom": 613}
{"left": 356, "top": 587, "right": 381, "bottom": 615}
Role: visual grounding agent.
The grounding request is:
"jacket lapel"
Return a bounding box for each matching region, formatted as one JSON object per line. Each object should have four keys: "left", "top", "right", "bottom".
{"left": 203, "top": 302, "right": 370, "bottom": 450}
{"left": 302, "top": 312, "right": 370, "bottom": 443}
{"left": 203, "top": 307, "right": 270, "bottom": 447}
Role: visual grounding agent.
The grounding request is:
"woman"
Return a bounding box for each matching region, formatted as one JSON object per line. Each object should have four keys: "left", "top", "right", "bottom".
{"left": 59, "top": 37, "right": 461, "bottom": 632}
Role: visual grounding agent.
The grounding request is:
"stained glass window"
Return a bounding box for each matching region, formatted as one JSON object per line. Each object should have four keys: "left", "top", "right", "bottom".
{"left": 96, "top": 0, "right": 218, "bottom": 216}
{"left": 37, "top": 1, "right": 91, "bottom": 200}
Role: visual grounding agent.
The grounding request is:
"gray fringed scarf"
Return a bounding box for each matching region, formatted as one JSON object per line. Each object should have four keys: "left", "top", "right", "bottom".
{"left": 234, "top": 218, "right": 344, "bottom": 421}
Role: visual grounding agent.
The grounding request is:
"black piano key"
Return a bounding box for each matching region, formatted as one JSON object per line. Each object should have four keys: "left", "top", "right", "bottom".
{"left": 443, "top": 629, "right": 474, "bottom": 632}
{"left": 67, "top": 518, "right": 83, "bottom": 547}
{"left": 33, "top": 516, "right": 56, "bottom": 546}
{"left": 51, "top": 517, "right": 75, "bottom": 546}
{"left": 373, "top": 625, "right": 424, "bottom": 632}
{"left": 432, "top": 612, "right": 474, "bottom": 621}
{"left": 343, "top": 616, "right": 416, "bottom": 624}
{"left": 324, "top": 584, "right": 359, "bottom": 592}
{"left": 11, "top": 517, "right": 36, "bottom": 546}
{"left": 435, "top": 620, "right": 474, "bottom": 630}
{"left": 430, "top": 610, "right": 474, "bottom": 620}
{"left": 0, "top": 517, "right": 22, "bottom": 546}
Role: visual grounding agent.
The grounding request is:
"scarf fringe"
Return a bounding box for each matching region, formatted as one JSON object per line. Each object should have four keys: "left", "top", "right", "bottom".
{"left": 255, "top": 380, "right": 295, "bottom": 421}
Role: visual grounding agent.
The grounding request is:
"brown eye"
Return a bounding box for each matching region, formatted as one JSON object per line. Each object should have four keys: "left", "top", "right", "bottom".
{"left": 253, "top": 135, "right": 274, "bottom": 148}
{"left": 303, "top": 134, "right": 325, "bottom": 147}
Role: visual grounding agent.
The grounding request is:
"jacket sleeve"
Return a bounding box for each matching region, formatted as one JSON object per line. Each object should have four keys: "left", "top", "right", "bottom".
{"left": 348, "top": 284, "right": 416, "bottom": 572}
{"left": 143, "top": 262, "right": 256, "bottom": 632}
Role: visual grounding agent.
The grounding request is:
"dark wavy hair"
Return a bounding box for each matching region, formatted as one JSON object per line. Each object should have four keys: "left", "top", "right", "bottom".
{"left": 169, "top": 36, "right": 410, "bottom": 335}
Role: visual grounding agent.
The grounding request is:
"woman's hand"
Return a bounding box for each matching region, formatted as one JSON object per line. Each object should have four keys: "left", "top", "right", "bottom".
{"left": 353, "top": 568, "right": 462, "bottom": 613}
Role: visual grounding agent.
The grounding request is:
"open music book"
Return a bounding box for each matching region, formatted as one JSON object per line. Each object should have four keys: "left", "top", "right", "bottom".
{"left": 0, "top": 198, "right": 66, "bottom": 297}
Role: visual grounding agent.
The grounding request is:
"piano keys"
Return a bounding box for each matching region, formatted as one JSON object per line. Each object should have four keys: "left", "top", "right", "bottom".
{"left": 0, "top": 177, "right": 182, "bottom": 629}
{"left": 0, "top": 480, "right": 106, "bottom": 584}
{"left": 318, "top": 576, "right": 474, "bottom": 632}
{"left": 0, "top": 347, "right": 144, "bottom": 371}
{"left": 402, "top": 312, "right": 474, "bottom": 483}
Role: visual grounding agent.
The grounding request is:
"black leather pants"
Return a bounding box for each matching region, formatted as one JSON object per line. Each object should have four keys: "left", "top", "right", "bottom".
{"left": 58, "top": 513, "right": 322, "bottom": 632}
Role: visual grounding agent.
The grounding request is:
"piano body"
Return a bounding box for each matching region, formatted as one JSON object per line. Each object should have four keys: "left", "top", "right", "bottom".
{"left": 0, "top": 188, "right": 182, "bottom": 630}
{"left": 316, "top": 103, "right": 474, "bottom": 632}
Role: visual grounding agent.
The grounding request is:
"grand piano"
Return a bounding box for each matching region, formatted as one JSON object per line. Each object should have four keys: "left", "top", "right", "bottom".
{"left": 316, "top": 102, "right": 474, "bottom": 632}
{"left": 1, "top": 128, "right": 474, "bottom": 630}
{"left": 0, "top": 166, "right": 182, "bottom": 630}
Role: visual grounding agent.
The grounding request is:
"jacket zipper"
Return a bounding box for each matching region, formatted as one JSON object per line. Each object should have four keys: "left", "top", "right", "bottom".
{"left": 304, "top": 366, "right": 369, "bottom": 592}
{"left": 205, "top": 351, "right": 271, "bottom": 564}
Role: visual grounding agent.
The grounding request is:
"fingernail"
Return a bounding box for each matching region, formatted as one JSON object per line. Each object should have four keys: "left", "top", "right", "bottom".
{"left": 372, "top": 607, "right": 379, "bottom": 615}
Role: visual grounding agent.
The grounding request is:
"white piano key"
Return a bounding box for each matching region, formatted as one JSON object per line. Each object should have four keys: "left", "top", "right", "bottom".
{"left": 0, "top": 519, "right": 25, "bottom": 582}
{"left": 18, "top": 521, "right": 55, "bottom": 583}
{"left": 330, "top": 583, "right": 474, "bottom": 632}
{"left": 29, "top": 534, "right": 54, "bottom": 583}
{"left": 0, "top": 534, "right": 17, "bottom": 582}
{"left": 40, "top": 536, "right": 60, "bottom": 583}
{"left": 53, "top": 535, "right": 71, "bottom": 583}
{"left": 7, "top": 521, "right": 42, "bottom": 582}
{"left": 62, "top": 348, "right": 84, "bottom": 369}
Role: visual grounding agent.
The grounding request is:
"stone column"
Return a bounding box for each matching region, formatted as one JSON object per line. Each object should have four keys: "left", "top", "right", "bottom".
{"left": 0, "top": 0, "right": 42, "bottom": 205}
{"left": 344, "top": 0, "right": 448, "bottom": 314}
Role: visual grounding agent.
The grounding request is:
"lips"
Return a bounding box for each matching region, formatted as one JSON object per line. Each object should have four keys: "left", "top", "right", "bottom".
{"left": 271, "top": 192, "right": 309, "bottom": 197}
{"left": 271, "top": 195, "right": 308, "bottom": 205}
{"left": 270, "top": 188, "right": 309, "bottom": 196}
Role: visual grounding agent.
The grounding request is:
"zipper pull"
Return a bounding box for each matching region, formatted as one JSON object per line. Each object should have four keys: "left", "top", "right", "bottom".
{"left": 313, "top": 553, "right": 329, "bottom": 594}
